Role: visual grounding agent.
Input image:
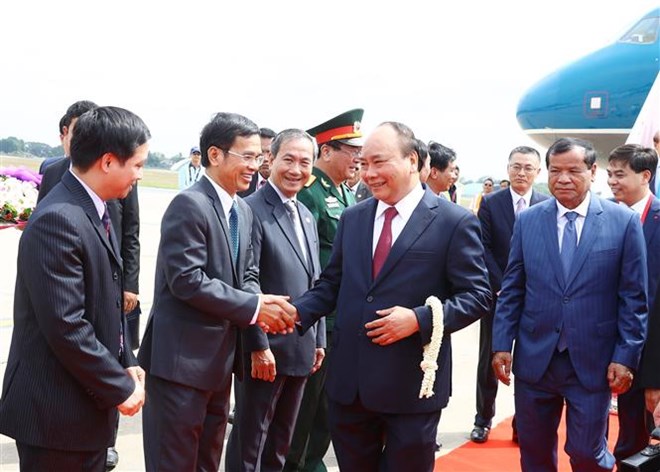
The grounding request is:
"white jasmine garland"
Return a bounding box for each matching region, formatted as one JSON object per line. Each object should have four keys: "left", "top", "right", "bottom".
{"left": 419, "top": 295, "right": 444, "bottom": 399}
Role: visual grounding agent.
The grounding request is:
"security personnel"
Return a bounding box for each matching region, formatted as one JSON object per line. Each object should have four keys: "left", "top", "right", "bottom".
{"left": 285, "top": 108, "right": 363, "bottom": 472}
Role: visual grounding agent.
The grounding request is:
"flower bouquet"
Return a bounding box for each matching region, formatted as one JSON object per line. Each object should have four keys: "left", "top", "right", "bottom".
{"left": 0, "top": 167, "right": 42, "bottom": 230}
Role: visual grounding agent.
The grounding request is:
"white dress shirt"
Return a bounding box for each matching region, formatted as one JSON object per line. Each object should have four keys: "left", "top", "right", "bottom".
{"left": 372, "top": 184, "right": 425, "bottom": 255}
{"left": 556, "top": 192, "right": 591, "bottom": 250}
{"left": 204, "top": 174, "right": 260, "bottom": 323}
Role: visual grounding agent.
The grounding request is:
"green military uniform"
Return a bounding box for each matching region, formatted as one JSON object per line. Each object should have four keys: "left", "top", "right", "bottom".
{"left": 299, "top": 169, "right": 355, "bottom": 281}
{"left": 284, "top": 109, "right": 363, "bottom": 472}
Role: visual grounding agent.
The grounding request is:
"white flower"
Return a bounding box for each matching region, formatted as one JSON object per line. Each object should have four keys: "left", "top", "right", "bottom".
{"left": 0, "top": 175, "right": 39, "bottom": 224}
{"left": 419, "top": 296, "right": 444, "bottom": 399}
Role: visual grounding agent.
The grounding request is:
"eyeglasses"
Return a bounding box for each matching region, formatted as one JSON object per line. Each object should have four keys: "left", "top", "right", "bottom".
{"left": 337, "top": 146, "right": 362, "bottom": 159}
{"left": 225, "top": 150, "right": 265, "bottom": 166}
{"left": 483, "top": 183, "right": 493, "bottom": 187}
{"left": 509, "top": 164, "right": 538, "bottom": 174}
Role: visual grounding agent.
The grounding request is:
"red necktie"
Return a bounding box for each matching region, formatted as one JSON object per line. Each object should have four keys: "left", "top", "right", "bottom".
{"left": 373, "top": 207, "right": 398, "bottom": 279}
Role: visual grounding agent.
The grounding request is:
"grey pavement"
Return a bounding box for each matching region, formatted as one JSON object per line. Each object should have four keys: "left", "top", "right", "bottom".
{"left": 0, "top": 186, "right": 515, "bottom": 471}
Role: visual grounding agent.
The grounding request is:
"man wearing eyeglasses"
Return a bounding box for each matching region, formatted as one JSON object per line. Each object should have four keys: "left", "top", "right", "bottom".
{"left": 470, "top": 146, "right": 548, "bottom": 444}
{"left": 139, "top": 112, "right": 297, "bottom": 472}
{"left": 284, "top": 109, "right": 362, "bottom": 472}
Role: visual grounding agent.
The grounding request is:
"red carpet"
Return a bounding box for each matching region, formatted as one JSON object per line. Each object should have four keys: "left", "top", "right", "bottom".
{"left": 434, "top": 413, "right": 618, "bottom": 471}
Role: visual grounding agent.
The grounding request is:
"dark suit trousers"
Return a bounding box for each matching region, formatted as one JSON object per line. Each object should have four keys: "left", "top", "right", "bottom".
{"left": 614, "top": 382, "right": 654, "bottom": 463}
{"left": 327, "top": 396, "right": 441, "bottom": 472}
{"left": 284, "top": 334, "right": 331, "bottom": 472}
{"left": 230, "top": 374, "right": 306, "bottom": 471}
{"left": 142, "top": 374, "right": 231, "bottom": 472}
{"left": 515, "top": 351, "right": 614, "bottom": 472}
{"left": 16, "top": 442, "right": 106, "bottom": 472}
{"left": 475, "top": 309, "right": 499, "bottom": 427}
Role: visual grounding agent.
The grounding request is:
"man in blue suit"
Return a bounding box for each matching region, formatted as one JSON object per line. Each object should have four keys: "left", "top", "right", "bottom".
{"left": 470, "top": 146, "right": 548, "bottom": 443}
{"left": 225, "top": 129, "right": 325, "bottom": 471}
{"left": 492, "top": 137, "right": 648, "bottom": 471}
{"left": 292, "top": 121, "right": 491, "bottom": 471}
{"left": 606, "top": 143, "right": 660, "bottom": 463}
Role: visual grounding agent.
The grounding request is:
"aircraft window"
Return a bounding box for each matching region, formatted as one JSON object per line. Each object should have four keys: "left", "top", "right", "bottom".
{"left": 618, "top": 17, "right": 659, "bottom": 44}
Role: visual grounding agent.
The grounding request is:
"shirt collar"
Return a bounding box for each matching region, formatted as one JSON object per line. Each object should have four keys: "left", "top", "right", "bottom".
{"left": 69, "top": 169, "right": 105, "bottom": 220}
{"left": 556, "top": 191, "right": 591, "bottom": 219}
{"left": 375, "top": 183, "right": 425, "bottom": 221}
{"left": 510, "top": 186, "right": 533, "bottom": 205}
{"left": 268, "top": 179, "right": 296, "bottom": 204}
{"left": 623, "top": 191, "right": 652, "bottom": 215}
{"left": 204, "top": 174, "right": 236, "bottom": 219}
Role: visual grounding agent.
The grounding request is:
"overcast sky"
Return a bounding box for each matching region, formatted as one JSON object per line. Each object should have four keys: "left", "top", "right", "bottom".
{"left": 1, "top": 0, "right": 658, "bottom": 180}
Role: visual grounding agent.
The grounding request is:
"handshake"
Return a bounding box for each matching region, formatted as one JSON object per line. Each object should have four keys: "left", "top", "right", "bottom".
{"left": 256, "top": 294, "right": 299, "bottom": 334}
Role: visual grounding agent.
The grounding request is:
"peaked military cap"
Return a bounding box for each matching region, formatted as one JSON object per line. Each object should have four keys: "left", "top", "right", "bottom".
{"left": 307, "top": 108, "right": 364, "bottom": 147}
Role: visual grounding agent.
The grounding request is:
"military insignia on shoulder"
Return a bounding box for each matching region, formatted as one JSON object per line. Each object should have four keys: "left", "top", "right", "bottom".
{"left": 320, "top": 178, "right": 331, "bottom": 189}
{"left": 304, "top": 174, "right": 317, "bottom": 187}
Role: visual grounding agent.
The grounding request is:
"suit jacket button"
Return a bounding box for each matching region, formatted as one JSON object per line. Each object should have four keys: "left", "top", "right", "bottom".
{"left": 563, "top": 297, "right": 569, "bottom": 304}
{"left": 366, "top": 295, "right": 374, "bottom": 303}
{"left": 116, "top": 299, "right": 121, "bottom": 308}
{"left": 113, "top": 272, "right": 118, "bottom": 280}
{"left": 555, "top": 327, "right": 561, "bottom": 333}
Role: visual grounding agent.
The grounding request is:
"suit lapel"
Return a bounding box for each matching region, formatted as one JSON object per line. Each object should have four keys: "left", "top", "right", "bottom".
{"left": 62, "top": 172, "right": 122, "bottom": 267}
{"left": 361, "top": 200, "right": 378, "bottom": 285}
{"left": 644, "top": 197, "right": 660, "bottom": 247}
{"left": 201, "top": 178, "right": 239, "bottom": 283}
{"left": 371, "top": 191, "right": 438, "bottom": 287}
{"left": 300, "top": 203, "right": 318, "bottom": 276}
{"left": 265, "top": 184, "right": 312, "bottom": 277}
{"left": 541, "top": 202, "right": 564, "bottom": 288}
{"left": 565, "top": 196, "right": 604, "bottom": 287}
{"left": 499, "top": 190, "right": 515, "bottom": 232}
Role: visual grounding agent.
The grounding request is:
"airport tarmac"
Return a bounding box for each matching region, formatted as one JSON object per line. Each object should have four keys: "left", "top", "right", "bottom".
{"left": 0, "top": 186, "right": 515, "bottom": 471}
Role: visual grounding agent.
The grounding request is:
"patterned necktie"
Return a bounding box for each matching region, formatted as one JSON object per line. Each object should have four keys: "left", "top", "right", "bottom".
{"left": 229, "top": 201, "right": 239, "bottom": 263}
{"left": 373, "top": 207, "right": 398, "bottom": 279}
{"left": 515, "top": 197, "right": 526, "bottom": 218}
{"left": 258, "top": 179, "right": 267, "bottom": 190}
{"left": 102, "top": 206, "right": 111, "bottom": 238}
{"left": 557, "top": 212, "right": 578, "bottom": 352}
{"left": 285, "top": 200, "right": 308, "bottom": 264}
{"left": 560, "top": 211, "right": 578, "bottom": 281}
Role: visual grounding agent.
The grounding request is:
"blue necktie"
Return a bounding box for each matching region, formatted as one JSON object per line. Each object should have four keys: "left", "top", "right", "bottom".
{"left": 557, "top": 212, "right": 577, "bottom": 352}
{"left": 229, "top": 201, "right": 239, "bottom": 263}
{"left": 560, "top": 212, "right": 578, "bottom": 280}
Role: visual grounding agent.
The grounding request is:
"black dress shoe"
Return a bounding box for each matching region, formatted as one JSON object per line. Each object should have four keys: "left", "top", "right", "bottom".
{"left": 470, "top": 426, "right": 490, "bottom": 443}
{"left": 106, "top": 446, "right": 119, "bottom": 471}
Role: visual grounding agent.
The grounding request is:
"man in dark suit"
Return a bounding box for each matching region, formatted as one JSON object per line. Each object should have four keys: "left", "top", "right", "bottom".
{"left": 238, "top": 127, "right": 276, "bottom": 198}
{"left": 38, "top": 100, "right": 98, "bottom": 175}
{"left": 470, "top": 146, "right": 548, "bottom": 443}
{"left": 226, "top": 129, "right": 325, "bottom": 471}
{"left": 0, "top": 106, "right": 149, "bottom": 471}
{"left": 37, "top": 101, "right": 141, "bottom": 470}
{"left": 38, "top": 142, "right": 141, "bottom": 337}
{"left": 291, "top": 121, "right": 491, "bottom": 471}
{"left": 138, "top": 112, "right": 296, "bottom": 472}
{"left": 606, "top": 143, "right": 660, "bottom": 463}
{"left": 493, "top": 138, "right": 648, "bottom": 471}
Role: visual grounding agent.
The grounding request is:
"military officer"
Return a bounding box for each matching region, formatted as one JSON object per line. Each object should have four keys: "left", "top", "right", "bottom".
{"left": 284, "top": 108, "right": 363, "bottom": 472}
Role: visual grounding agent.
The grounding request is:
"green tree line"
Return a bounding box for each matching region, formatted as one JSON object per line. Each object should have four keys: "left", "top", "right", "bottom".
{"left": 0, "top": 136, "right": 183, "bottom": 169}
